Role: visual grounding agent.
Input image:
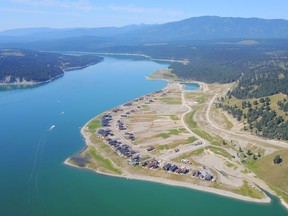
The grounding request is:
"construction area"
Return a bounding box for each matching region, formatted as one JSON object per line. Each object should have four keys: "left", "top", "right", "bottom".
{"left": 68, "top": 77, "right": 288, "bottom": 203}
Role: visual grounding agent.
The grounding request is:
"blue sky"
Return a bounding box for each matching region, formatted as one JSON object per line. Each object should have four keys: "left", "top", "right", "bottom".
{"left": 0, "top": 0, "right": 288, "bottom": 30}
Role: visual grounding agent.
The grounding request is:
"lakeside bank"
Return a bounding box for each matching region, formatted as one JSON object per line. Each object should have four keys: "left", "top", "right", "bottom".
{"left": 65, "top": 82, "right": 273, "bottom": 206}
{"left": 4, "top": 55, "right": 288, "bottom": 216}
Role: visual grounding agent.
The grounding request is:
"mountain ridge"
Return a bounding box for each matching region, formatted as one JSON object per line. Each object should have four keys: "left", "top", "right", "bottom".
{"left": 1, "top": 16, "right": 288, "bottom": 43}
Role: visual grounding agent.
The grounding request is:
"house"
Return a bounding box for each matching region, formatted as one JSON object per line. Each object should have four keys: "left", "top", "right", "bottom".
{"left": 181, "top": 168, "right": 189, "bottom": 174}
{"left": 169, "top": 164, "right": 178, "bottom": 172}
{"left": 163, "top": 163, "right": 172, "bottom": 171}
{"left": 147, "top": 159, "right": 159, "bottom": 169}
{"left": 124, "top": 102, "right": 132, "bottom": 106}
{"left": 98, "top": 129, "right": 111, "bottom": 137}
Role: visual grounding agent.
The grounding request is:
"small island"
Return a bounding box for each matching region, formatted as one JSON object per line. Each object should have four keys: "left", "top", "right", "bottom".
{"left": 66, "top": 69, "right": 288, "bottom": 207}
{"left": 0, "top": 49, "right": 103, "bottom": 85}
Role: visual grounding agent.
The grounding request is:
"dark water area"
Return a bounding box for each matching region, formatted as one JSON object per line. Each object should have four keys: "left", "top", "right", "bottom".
{"left": 0, "top": 56, "right": 287, "bottom": 216}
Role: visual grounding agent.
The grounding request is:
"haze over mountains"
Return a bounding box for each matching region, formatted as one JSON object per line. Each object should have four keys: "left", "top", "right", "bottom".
{"left": 1, "top": 16, "right": 288, "bottom": 45}
{"left": 1, "top": 15, "right": 288, "bottom": 106}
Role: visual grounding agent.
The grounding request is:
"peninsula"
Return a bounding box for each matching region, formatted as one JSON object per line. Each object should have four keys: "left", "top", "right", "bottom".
{"left": 65, "top": 69, "right": 288, "bottom": 207}
{"left": 0, "top": 49, "right": 103, "bottom": 85}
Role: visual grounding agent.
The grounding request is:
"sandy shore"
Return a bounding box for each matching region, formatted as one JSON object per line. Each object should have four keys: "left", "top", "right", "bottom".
{"left": 65, "top": 116, "right": 272, "bottom": 205}
{"left": 281, "top": 199, "right": 288, "bottom": 209}
{"left": 63, "top": 82, "right": 288, "bottom": 208}
{"left": 64, "top": 157, "right": 270, "bottom": 204}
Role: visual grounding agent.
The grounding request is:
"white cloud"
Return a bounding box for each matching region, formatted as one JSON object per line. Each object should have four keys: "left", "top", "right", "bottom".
{"left": 108, "top": 5, "right": 162, "bottom": 14}
{"left": 10, "top": 0, "right": 92, "bottom": 11}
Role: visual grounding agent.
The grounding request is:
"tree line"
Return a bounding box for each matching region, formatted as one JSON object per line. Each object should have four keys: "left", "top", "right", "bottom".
{"left": 216, "top": 97, "right": 288, "bottom": 140}
{"left": 0, "top": 49, "right": 103, "bottom": 83}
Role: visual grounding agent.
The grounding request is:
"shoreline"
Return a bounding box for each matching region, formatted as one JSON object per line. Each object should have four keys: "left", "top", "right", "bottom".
{"left": 60, "top": 51, "right": 189, "bottom": 64}
{"left": 64, "top": 157, "right": 270, "bottom": 204}
{"left": 281, "top": 199, "right": 288, "bottom": 209}
{"left": 0, "top": 60, "right": 103, "bottom": 87}
{"left": 64, "top": 83, "right": 275, "bottom": 206}
{"left": 0, "top": 74, "right": 64, "bottom": 86}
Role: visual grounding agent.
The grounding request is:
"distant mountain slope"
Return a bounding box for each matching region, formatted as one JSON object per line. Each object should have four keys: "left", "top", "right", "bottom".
{"left": 0, "top": 25, "right": 153, "bottom": 43}
{"left": 1, "top": 16, "right": 288, "bottom": 92}
{"left": 0, "top": 49, "right": 103, "bottom": 84}
{"left": 1, "top": 16, "right": 288, "bottom": 45}
{"left": 121, "top": 16, "right": 288, "bottom": 42}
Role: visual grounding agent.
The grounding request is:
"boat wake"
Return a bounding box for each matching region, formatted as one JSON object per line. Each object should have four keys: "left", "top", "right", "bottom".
{"left": 48, "top": 125, "right": 56, "bottom": 131}
{"left": 27, "top": 133, "right": 46, "bottom": 208}
{"left": 28, "top": 124, "right": 56, "bottom": 207}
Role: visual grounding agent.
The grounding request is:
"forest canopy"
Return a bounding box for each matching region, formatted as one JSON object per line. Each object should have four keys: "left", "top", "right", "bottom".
{"left": 0, "top": 49, "right": 103, "bottom": 84}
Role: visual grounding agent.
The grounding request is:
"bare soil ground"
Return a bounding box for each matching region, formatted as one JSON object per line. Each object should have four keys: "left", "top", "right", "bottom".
{"left": 66, "top": 77, "right": 288, "bottom": 206}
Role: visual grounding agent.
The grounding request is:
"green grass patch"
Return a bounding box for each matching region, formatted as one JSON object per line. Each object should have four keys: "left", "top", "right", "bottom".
{"left": 141, "top": 104, "right": 150, "bottom": 111}
{"left": 241, "top": 169, "right": 251, "bottom": 174}
{"left": 87, "top": 119, "right": 102, "bottom": 133}
{"left": 186, "top": 93, "right": 212, "bottom": 104}
{"left": 192, "top": 129, "right": 214, "bottom": 142}
{"left": 156, "top": 136, "right": 197, "bottom": 150}
{"left": 195, "top": 95, "right": 209, "bottom": 104}
{"left": 207, "top": 146, "right": 231, "bottom": 159}
{"left": 185, "top": 109, "right": 198, "bottom": 128}
{"left": 245, "top": 149, "right": 288, "bottom": 194}
{"left": 179, "top": 148, "right": 204, "bottom": 158}
{"left": 211, "top": 140, "right": 222, "bottom": 146}
{"left": 233, "top": 181, "right": 265, "bottom": 199}
{"left": 185, "top": 92, "right": 197, "bottom": 100}
{"left": 151, "top": 69, "right": 177, "bottom": 80}
{"left": 158, "top": 133, "right": 170, "bottom": 139}
{"left": 160, "top": 97, "right": 182, "bottom": 105}
{"left": 157, "top": 143, "right": 180, "bottom": 151}
{"left": 158, "top": 128, "right": 187, "bottom": 139}
{"left": 225, "top": 162, "right": 237, "bottom": 169}
{"left": 222, "top": 114, "right": 233, "bottom": 129}
{"left": 169, "top": 128, "right": 187, "bottom": 134}
{"left": 187, "top": 136, "right": 197, "bottom": 143}
{"left": 190, "top": 148, "right": 205, "bottom": 156}
{"left": 185, "top": 108, "right": 216, "bottom": 142}
{"left": 169, "top": 115, "right": 179, "bottom": 121}
{"left": 88, "top": 147, "right": 122, "bottom": 175}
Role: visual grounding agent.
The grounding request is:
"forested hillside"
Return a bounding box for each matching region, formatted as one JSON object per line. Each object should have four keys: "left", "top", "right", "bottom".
{"left": 0, "top": 49, "right": 103, "bottom": 84}
{"left": 169, "top": 47, "right": 288, "bottom": 84}
{"left": 229, "top": 66, "right": 288, "bottom": 99}
{"left": 216, "top": 95, "right": 288, "bottom": 140}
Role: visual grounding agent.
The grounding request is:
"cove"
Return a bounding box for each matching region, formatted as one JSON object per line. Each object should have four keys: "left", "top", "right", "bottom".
{"left": 0, "top": 56, "right": 287, "bottom": 216}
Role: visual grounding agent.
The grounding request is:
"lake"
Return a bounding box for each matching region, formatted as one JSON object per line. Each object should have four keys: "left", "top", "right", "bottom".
{"left": 0, "top": 56, "right": 287, "bottom": 216}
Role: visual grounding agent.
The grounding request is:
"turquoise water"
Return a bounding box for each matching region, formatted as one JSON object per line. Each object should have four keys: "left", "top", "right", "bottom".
{"left": 0, "top": 56, "right": 287, "bottom": 216}
{"left": 183, "top": 83, "right": 200, "bottom": 90}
